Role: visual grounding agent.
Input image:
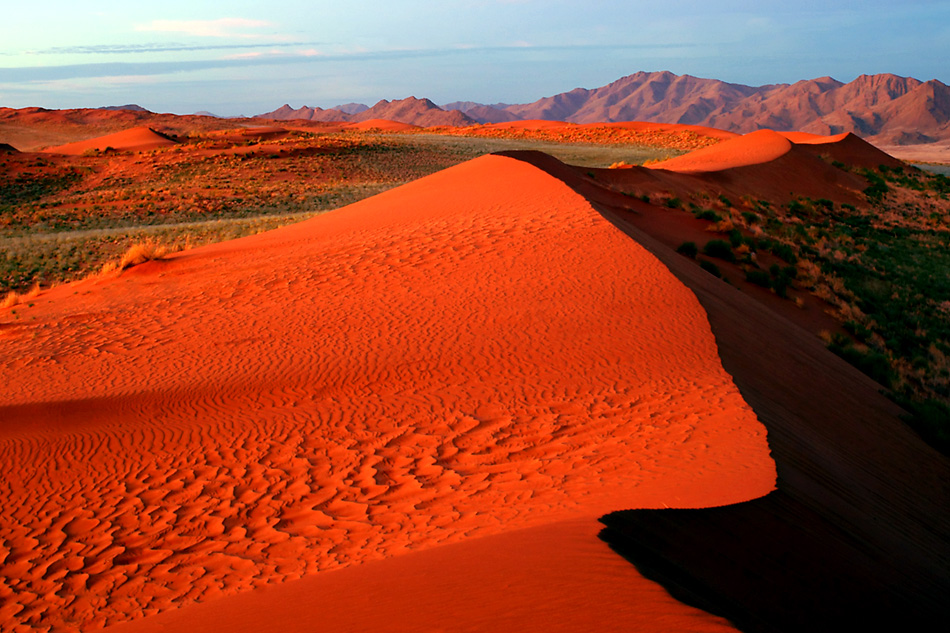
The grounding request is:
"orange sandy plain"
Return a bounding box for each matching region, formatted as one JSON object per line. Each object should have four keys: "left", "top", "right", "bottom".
{"left": 1, "top": 152, "right": 777, "bottom": 631}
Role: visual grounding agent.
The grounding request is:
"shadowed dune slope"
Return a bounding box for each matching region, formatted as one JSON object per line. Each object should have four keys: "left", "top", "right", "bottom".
{"left": 41, "top": 126, "right": 177, "bottom": 154}
{"left": 0, "top": 155, "right": 774, "bottom": 631}
{"left": 498, "top": 150, "right": 950, "bottom": 632}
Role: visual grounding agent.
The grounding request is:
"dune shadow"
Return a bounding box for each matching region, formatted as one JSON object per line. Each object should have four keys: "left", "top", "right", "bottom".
{"left": 497, "top": 149, "right": 950, "bottom": 632}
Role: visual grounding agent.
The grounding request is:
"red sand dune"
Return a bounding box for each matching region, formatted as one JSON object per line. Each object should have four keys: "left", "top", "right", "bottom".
{"left": 343, "top": 118, "right": 419, "bottom": 131}
{"left": 482, "top": 119, "right": 570, "bottom": 130}
{"left": 647, "top": 129, "right": 793, "bottom": 173}
{"left": 104, "top": 520, "right": 740, "bottom": 633}
{"left": 777, "top": 131, "right": 850, "bottom": 144}
{"left": 41, "top": 126, "right": 177, "bottom": 155}
{"left": 577, "top": 121, "right": 739, "bottom": 140}
{"left": 0, "top": 155, "right": 775, "bottom": 631}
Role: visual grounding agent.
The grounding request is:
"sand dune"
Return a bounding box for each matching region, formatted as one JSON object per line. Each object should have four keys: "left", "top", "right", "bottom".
{"left": 578, "top": 121, "right": 739, "bottom": 140}
{"left": 646, "top": 129, "right": 793, "bottom": 173}
{"left": 482, "top": 119, "right": 570, "bottom": 130}
{"left": 0, "top": 155, "right": 774, "bottom": 631}
{"left": 41, "top": 126, "right": 177, "bottom": 155}
{"left": 343, "top": 118, "right": 419, "bottom": 131}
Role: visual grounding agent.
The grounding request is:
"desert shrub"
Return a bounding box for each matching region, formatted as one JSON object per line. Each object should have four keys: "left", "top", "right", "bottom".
{"left": 741, "top": 211, "right": 760, "bottom": 225}
{"left": 718, "top": 194, "right": 732, "bottom": 208}
{"left": 770, "top": 242, "right": 798, "bottom": 264}
{"left": 827, "top": 333, "right": 895, "bottom": 388}
{"left": 699, "top": 260, "right": 721, "bottom": 278}
{"left": 745, "top": 269, "right": 771, "bottom": 288}
{"left": 815, "top": 198, "right": 834, "bottom": 210}
{"left": 728, "top": 229, "right": 745, "bottom": 247}
{"left": 664, "top": 197, "right": 682, "bottom": 209}
{"left": 863, "top": 171, "right": 889, "bottom": 201}
{"left": 703, "top": 239, "right": 735, "bottom": 262}
{"left": 896, "top": 398, "right": 950, "bottom": 457}
{"left": 676, "top": 241, "right": 698, "bottom": 258}
{"left": 695, "top": 209, "right": 721, "bottom": 222}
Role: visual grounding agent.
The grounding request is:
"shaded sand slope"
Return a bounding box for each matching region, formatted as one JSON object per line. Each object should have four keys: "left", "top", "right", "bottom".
{"left": 41, "top": 126, "right": 177, "bottom": 154}
{"left": 0, "top": 156, "right": 774, "bottom": 631}
{"left": 501, "top": 150, "right": 950, "bottom": 630}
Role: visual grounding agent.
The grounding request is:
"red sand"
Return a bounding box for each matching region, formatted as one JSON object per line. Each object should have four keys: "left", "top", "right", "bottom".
{"left": 0, "top": 155, "right": 774, "bottom": 631}
{"left": 343, "top": 118, "right": 419, "bottom": 131}
{"left": 482, "top": 119, "right": 570, "bottom": 130}
{"left": 577, "top": 121, "right": 739, "bottom": 140}
{"left": 41, "top": 126, "right": 177, "bottom": 155}
{"left": 104, "top": 520, "right": 739, "bottom": 633}
{"left": 647, "top": 129, "right": 793, "bottom": 173}
{"left": 778, "top": 131, "right": 850, "bottom": 145}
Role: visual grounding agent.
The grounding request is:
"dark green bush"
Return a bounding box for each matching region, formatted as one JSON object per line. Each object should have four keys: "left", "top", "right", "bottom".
{"left": 703, "top": 239, "right": 736, "bottom": 262}
{"left": 745, "top": 269, "right": 771, "bottom": 287}
{"left": 699, "top": 259, "right": 721, "bottom": 278}
{"left": 695, "top": 209, "right": 721, "bottom": 222}
{"left": 676, "top": 241, "right": 698, "bottom": 258}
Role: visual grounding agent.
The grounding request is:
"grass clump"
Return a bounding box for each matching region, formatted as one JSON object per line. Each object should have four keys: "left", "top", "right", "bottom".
{"left": 101, "top": 240, "right": 169, "bottom": 274}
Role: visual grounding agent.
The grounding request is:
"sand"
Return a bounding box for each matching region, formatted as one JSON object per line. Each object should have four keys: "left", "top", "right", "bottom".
{"left": 343, "top": 118, "right": 418, "bottom": 131}
{"left": 41, "top": 126, "right": 177, "bottom": 155}
{"left": 0, "top": 155, "right": 775, "bottom": 631}
{"left": 646, "top": 129, "right": 793, "bottom": 173}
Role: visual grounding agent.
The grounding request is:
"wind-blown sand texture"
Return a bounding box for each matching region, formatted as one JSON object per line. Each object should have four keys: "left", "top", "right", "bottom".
{"left": 1, "top": 155, "right": 775, "bottom": 631}
{"left": 41, "top": 126, "right": 178, "bottom": 155}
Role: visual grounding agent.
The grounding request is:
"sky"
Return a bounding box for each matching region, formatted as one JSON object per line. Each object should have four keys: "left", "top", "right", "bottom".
{"left": 1, "top": 0, "right": 948, "bottom": 116}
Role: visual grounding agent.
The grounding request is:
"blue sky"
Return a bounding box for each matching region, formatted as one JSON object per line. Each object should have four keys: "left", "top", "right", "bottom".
{"left": 1, "top": 1, "right": 948, "bottom": 115}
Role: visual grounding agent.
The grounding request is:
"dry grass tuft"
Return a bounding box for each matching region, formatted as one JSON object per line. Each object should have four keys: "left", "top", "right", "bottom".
{"left": 1, "top": 284, "right": 39, "bottom": 309}
{"left": 1, "top": 291, "right": 20, "bottom": 309}
{"left": 101, "top": 241, "right": 168, "bottom": 275}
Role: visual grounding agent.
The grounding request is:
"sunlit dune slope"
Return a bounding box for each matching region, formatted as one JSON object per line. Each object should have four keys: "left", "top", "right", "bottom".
{"left": 646, "top": 129, "right": 793, "bottom": 173}
{"left": 104, "top": 520, "right": 741, "bottom": 633}
{"left": 343, "top": 118, "right": 419, "bottom": 131}
{"left": 41, "top": 126, "right": 177, "bottom": 154}
{"left": 0, "top": 155, "right": 774, "bottom": 631}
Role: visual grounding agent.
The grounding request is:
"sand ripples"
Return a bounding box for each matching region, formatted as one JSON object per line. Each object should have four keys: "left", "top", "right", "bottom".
{"left": 0, "top": 156, "right": 774, "bottom": 631}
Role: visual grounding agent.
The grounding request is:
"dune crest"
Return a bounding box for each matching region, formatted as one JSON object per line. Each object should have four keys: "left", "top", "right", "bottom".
{"left": 41, "top": 126, "right": 177, "bottom": 154}
{"left": 0, "top": 155, "right": 774, "bottom": 630}
{"left": 647, "top": 129, "right": 793, "bottom": 173}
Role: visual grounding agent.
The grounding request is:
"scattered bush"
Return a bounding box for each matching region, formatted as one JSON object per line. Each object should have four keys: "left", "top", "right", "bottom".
{"left": 745, "top": 269, "right": 772, "bottom": 288}
{"left": 695, "top": 209, "right": 721, "bottom": 222}
{"left": 702, "top": 239, "right": 736, "bottom": 262}
{"left": 676, "top": 241, "right": 698, "bottom": 258}
{"left": 699, "top": 259, "right": 721, "bottom": 278}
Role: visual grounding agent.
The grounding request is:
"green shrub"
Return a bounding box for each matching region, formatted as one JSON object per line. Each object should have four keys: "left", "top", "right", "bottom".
{"left": 676, "top": 241, "right": 698, "bottom": 258}
{"left": 703, "top": 239, "right": 735, "bottom": 262}
{"left": 665, "top": 197, "right": 682, "bottom": 209}
{"left": 695, "top": 209, "right": 721, "bottom": 222}
{"left": 745, "top": 269, "right": 771, "bottom": 287}
{"left": 699, "top": 259, "right": 721, "bottom": 278}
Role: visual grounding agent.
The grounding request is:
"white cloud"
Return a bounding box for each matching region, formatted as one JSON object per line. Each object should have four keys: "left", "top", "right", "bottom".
{"left": 136, "top": 18, "right": 275, "bottom": 39}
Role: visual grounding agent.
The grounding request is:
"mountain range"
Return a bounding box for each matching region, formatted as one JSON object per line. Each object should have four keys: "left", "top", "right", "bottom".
{"left": 258, "top": 71, "right": 950, "bottom": 146}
